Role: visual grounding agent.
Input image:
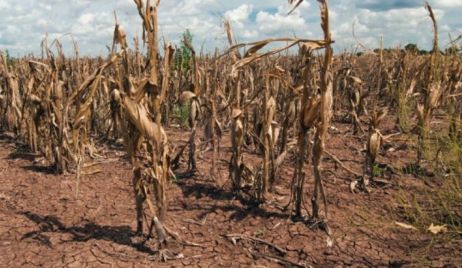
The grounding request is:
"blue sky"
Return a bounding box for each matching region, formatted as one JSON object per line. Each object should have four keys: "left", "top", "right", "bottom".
{"left": 0, "top": 0, "right": 461, "bottom": 56}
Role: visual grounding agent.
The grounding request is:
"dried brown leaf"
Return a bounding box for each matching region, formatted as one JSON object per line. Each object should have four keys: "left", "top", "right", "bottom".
{"left": 427, "top": 224, "right": 447, "bottom": 234}
{"left": 395, "top": 221, "right": 418, "bottom": 230}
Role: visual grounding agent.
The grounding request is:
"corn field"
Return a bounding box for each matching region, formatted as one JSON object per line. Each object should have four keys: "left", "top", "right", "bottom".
{"left": 0, "top": 0, "right": 461, "bottom": 266}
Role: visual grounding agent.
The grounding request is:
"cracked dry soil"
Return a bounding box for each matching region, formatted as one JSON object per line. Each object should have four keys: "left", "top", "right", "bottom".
{"left": 0, "top": 124, "right": 460, "bottom": 267}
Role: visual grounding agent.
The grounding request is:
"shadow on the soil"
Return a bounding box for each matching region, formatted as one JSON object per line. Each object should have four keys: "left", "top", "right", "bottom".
{"left": 176, "top": 180, "right": 290, "bottom": 221}
{"left": 21, "top": 165, "right": 58, "bottom": 175}
{"left": 1, "top": 138, "right": 59, "bottom": 175}
{"left": 20, "top": 211, "right": 157, "bottom": 255}
{"left": 0, "top": 131, "right": 15, "bottom": 142}
{"left": 0, "top": 134, "right": 36, "bottom": 162}
{"left": 8, "top": 151, "right": 38, "bottom": 161}
{"left": 201, "top": 203, "right": 290, "bottom": 222}
{"left": 177, "top": 180, "right": 234, "bottom": 201}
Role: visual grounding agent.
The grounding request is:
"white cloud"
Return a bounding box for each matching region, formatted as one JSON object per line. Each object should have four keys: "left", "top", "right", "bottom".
{"left": 436, "top": 0, "right": 462, "bottom": 7}
{"left": 224, "top": 4, "right": 253, "bottom": 28}
{"left": 0, "top": 0, "right": 8, "bottom": 8}
{"left": 256, "top": 7, "right": 306, "bottom": 34}
{"left": 0, "top": 0, "right": 460, "bottom": 56}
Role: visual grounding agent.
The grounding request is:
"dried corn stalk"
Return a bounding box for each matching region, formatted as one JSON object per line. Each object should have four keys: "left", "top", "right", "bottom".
{"left": 286, "top": 0, "right": 333, "bottom": 222}
{"left": 180, "top": 37, "right": 201, "bottom": 172}
{"left": 361, "top": 107, "right": 387, "bottom": 191}
{"left": 417, "top": 2, "right": 443, "bottom": 164}
{"left": 119, "top": 1, "right": 179, "bottom": 257}
{"left": 311, "top": 0, "right": 333, "bottom": 221}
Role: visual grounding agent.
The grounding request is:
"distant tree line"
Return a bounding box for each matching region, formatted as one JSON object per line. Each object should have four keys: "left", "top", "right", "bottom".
{"left": 355, "top": 43, "right": 460, "bottom": 56}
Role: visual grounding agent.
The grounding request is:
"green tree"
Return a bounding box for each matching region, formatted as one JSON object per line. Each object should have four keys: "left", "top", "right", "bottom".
{"left": 404, "top": 43, "right": 419, "bottom": 53}
{"left": 174, "top": 29, "right": 193, "bottom": 71}
{"left": 418, "top": 49, "right": 429, "bottom": 55}
{"left": 3, "top": 49, "right": 10, "bottom": 67}
{"left": 445, "top": 44, "right": 460, "bottom": 55}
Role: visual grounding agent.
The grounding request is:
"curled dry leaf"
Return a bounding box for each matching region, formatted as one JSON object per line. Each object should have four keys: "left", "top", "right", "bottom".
{"left": 428, "top": 82, "right": 442, "bottom": 109}
{"left": 286, "top": 100, "right": 297, "bottom": 124}
{"left": 326, "top": 237, "right": 334, "bottom": 248}
{"left": 368, "top": 131, "right": 381, "bottom": 161}
{"left": 416, "top": 104, "right": 425, "bottom": 122}
{"left": 374, "top": 108, "right": 388, "bottom": 127}
{"left": 288, "top": 0, "right": 304, "bottom": 15}
{"left": 234, "top": 119, "right": 244, "bottom": 147}
{"left": 228, "top": 38, "right": 329, "bottom": 77}
{"left": 350, "top": 181, "right": 358, "bottom": 193}
{"left": 190, "top": 99, "right": 201, "bottom": 124}
{"left": 406, "top": 79, "right": 417, "bottom": 98}
{"left": 232, "top": 108, "right": 242, "bottom": 119}
{"left": 28, "top": 94, "right": 42, "bottom": 104}
{"left": 113, "top": 23, "right": 128, "bottom": 50}
{"left": 180, "top": 90, "right": 196, "bottom": 103}
{"left": 302, "top": 95, "right": 321, "bottom": 129}
{"left": 395, "top": 221, "right": 418, "bottom": 231}
{"left": 427, "top": 223, "right": 447, "bottom": 234}
{"left": 111, "top": 89, "right": 121, "bottom": 103}
{"left": 123, "top": 96, "right": 167, "bottom": 146}
{"left": 271, "top": 121, "right": 280, "bottom": 145}
{"left": 274, "top": 64, "right": 285, "bottom": 73}
{"left": 350, "top": 76, "right": 362, "bottom": 84}
{"left": 267, "top": 96, "right": 276, "bottom": 122}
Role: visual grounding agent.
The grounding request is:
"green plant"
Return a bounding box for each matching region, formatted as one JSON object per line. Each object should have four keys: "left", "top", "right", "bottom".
{"left": 405, "top": 43, "right": 419, "bottom": 54}
{"left": 398, "top": 176, "right": 462, "bottom": 231}
{"left": 372, "top": 164, "right": 384, "bottom": 178}
{"left": 397, "top": 121, "right": 462, "bottom": 234}
{"left": 254, "top": 227, "right": 266, "bottom": 237}
{"left": 172, "top": 102, "right": 190, "bottom": 129}
{"left": 174, "top": 29, "right": 193, "bottom": 72}
{"left": 1, "top": 49, "right": 11, "bottom": 69}
{"left": 397, "top": 95, "right": 415, "bottom": 133}
{"left": 445, "top": 44, "right": 460, "bottom": 55}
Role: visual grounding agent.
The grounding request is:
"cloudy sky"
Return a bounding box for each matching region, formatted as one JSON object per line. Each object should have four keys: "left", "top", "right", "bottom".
{"left": 1, "top": 0, "right": 461, "bottom": 56}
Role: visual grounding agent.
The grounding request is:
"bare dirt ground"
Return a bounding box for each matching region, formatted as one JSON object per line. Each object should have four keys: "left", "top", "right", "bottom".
{"left": 0, "top": 120, "right": 460, "bottom": 267}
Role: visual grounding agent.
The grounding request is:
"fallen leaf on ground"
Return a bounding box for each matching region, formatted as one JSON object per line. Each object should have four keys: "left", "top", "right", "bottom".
{"left": 394, "top": 221, "right": 417, "bottom": 230}
{"left": 326, "top": 237, "right": 334, "bottom": 248}
{"left": 427, "top": 224, "right": 447, "bottom": 234}
{"left": 349, "top": 181, "right": 358, "bottom": 193}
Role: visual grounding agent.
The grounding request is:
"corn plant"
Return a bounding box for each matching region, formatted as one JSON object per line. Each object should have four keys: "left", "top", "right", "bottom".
{"left": 416, "top": 2, "right": 444, "bottom": 164}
